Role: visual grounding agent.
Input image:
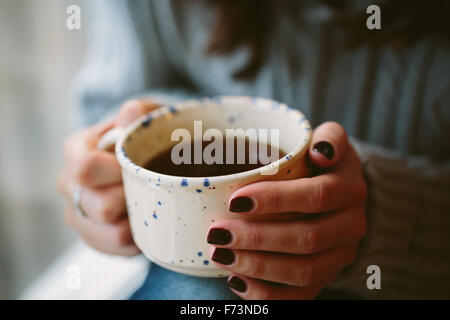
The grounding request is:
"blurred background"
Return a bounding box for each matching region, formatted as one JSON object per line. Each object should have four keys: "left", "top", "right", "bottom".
{"left": 0, "top": 0, "right": 85, "bottom": 298}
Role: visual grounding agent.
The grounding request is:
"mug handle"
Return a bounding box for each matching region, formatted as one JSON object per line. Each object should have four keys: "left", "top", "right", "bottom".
{"left": 96, "top": 127, "right": 125, "bottom": 152}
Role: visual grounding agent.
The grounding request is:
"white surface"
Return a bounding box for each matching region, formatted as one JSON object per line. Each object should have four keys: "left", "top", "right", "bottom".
{"left": 19, "top": 240, "right": 150, "bottom": 300}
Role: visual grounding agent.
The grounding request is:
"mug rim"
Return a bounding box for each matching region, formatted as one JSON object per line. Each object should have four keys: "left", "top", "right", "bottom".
{"left": 115, "top": 96, "right": 312, "bottom": 186}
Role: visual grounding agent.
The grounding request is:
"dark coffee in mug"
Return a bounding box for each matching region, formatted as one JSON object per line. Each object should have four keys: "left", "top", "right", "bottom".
{"left": 144, "top": 138, "right": 286, "bottom": 177}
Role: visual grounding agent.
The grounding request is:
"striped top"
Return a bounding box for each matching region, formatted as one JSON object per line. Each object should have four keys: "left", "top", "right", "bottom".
{"left": 73, "top": 0, "right": 450, "bottom": 298}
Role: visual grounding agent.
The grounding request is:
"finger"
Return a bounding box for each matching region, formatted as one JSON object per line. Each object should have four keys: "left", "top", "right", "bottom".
{"left": 115, "top": 99, "right": 160, "bottom": 127}
{"left": 58, "top": 169, "right": 127, "bottom": 223}
{"left": 207, "top": 208, "right": 366, "bottom": 254}
{"left": 210, "top": 245, "right": 357, "bottom": 287}
{"left": 80, "top": 185, "right": 127, "bottom": 223}
{"left": 229, "top": 147, "right": 365, "bottom": 214}
{"left": 64, "top": 207, "right": 140, "bottom": 256}
{"left": 63, "top": 120, "right": 115, "bottom": 164}
{"left": 71, "top": 150, "right": 122, "bottom": 187}
{"left": 63, "top": 123, "right": 122, "bottom": 187}
{"left": 309, "top": 121, "right": 348, "bottom": 168}
{"left": 226, "top": 272, "right": 337, "bottom": 300}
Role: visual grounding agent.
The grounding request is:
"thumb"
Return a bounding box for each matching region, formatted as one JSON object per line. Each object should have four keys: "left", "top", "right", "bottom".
{"left": 308, "top": 121, "right": 348, "bottom": 168}
{"left": 115, "top": 99, "right": 161, "bottom": 127}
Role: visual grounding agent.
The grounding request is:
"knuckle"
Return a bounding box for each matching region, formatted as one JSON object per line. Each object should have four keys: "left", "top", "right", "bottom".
{"left": 242, "top": 256, "right": 265, "bottom": 278}
{"left": 111, "top": 225, "right": 131, "bottom": 247}
{"left": 74, "top": 152, "right": 99, "bottom": 185}
{"left": 96, "top": 197, "right": 116, "bottom": 223}
{"left": 246, "top": 224, "right": 263, "bottom": 249}
{"left": 311, "top": 181, "right": 331, "bottom": 211}
{"left": 296, "top": 263, "right": 317, "bottom": 286}
{"left": 266, "top": 188, "right": 282, "bottom": 210}
{"left": 301, "top": 228, "right": 320, "bottom": 254}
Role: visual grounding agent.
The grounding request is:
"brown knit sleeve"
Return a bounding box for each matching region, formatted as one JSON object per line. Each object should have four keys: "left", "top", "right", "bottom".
{"left": 328, "top": 137, "right": 450, "bottom": 299}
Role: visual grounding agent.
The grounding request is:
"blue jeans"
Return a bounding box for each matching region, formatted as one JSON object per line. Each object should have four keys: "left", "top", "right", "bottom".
{"left": 129, "top": 264, "right": 359, "bottom": 300}
{"left": 129, "top": 263, "right": 241, "bottom": 300}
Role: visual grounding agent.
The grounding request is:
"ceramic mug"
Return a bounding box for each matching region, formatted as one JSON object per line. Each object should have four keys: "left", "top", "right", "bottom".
{"left": 97, "top": 96, "right": 312, "bottom": 277}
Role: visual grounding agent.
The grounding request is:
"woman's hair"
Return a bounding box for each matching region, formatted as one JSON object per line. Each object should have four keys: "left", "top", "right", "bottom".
{"left": 204, "top": 0, "right": 450, "bottom": 80}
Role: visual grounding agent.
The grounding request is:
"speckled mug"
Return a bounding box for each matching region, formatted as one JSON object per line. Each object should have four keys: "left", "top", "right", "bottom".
{"left": 98, "top": 96, "right": 312, "bottom": 277}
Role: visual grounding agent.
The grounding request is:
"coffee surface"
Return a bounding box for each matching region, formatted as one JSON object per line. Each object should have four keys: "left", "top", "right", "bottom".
{"left": 143, "top": 138, "right": 286, "bottom": 177}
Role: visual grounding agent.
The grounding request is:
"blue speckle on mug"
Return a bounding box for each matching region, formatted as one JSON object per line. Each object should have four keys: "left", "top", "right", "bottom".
{"left": 197, "top": 251, "right": 203, "bottom": 257}
{"left": 181, "top": 179, "right": 188, "bottom": 187}
{"left": 121, "top": 146, "right": 127, "bottom": 157}
{"left": 168, "top": 105, "right": 178, "bottom": 114}
{"left": 203, "top": 260, "right": 209, "bottom": 266}
{"left": 196, "top": 189, "right": 202, "bottom": 193}
{"left": 142, "top": 115, "right": 152, "bottom": 127}
{"left": 152, "top": 212, "right": 158, "bottom": 219}
{"left": 203, "top": 178, "right": 210, "bottom": 187}
{"left": 157, "top": 201, "right": 162, "bottom": 205}
{"left": 228, "top": 116, "right": 235, "bottom": 124}
{"left": 144, "top": 221, "right": 148, "bottom": 227}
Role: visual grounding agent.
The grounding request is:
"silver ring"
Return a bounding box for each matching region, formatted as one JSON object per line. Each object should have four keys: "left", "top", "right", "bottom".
{"left": 73, "top": 184, "right": 87, "bottom": 218}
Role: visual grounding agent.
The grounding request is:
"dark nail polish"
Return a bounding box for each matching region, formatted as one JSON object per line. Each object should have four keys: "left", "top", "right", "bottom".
{"left": 207, "top": 228, "right": 232, "bottom": 245}
{"left": 313, "top": 141, "right": 334, "bottom": 160}
{"left": 227, "top": 276, "right": 247, "bottom": 293}
{"left": 229, "top": 196, "right": 253, "bottom": 212}
{"left": 212, "top": 248, "right": 235, "bottom": 265}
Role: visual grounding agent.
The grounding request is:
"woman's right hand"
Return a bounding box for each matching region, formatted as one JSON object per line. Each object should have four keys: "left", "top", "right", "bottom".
{"left": 57, "top": 99, "right": 160, "bottom": 256}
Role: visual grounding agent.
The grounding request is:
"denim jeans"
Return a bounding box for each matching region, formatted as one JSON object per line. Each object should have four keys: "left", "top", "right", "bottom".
{"left": 129, "top": 263, "right": 241, "bottom": 300}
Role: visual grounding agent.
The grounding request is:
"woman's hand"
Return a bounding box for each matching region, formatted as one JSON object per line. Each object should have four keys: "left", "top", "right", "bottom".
{"left": 207, "top": 122, "right": 367, "bottom": 299}
{"left": 57, "top": 99, "right": 159, "bottom": 255}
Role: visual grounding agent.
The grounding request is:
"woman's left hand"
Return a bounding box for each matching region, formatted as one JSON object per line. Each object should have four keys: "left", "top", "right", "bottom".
{"left": 207, "top": 122, "right": 367, "bottom": 300}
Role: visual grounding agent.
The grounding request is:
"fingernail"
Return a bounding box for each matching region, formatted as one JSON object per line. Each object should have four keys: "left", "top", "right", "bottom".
{"left": 229, "top": 196, "right": 253, "bottom": 213}
{"left": 227, "top": 276, "right": 247, "bottom": 293}
{"left": 313, "top": 141, "right": 334, "bottom": 160}
{"left": 212, "top": 248, "right": 235, "bottom": 265}
{"left": 207, "top": 228, "right": 232, "bottom": 245}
